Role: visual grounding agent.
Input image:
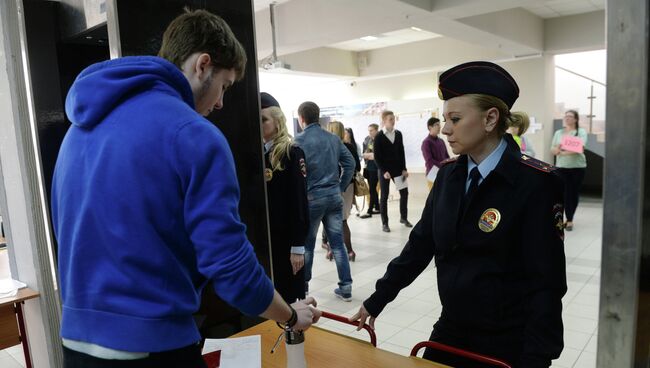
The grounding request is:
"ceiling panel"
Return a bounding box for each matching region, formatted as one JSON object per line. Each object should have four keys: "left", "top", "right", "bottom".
{"left": 330, "top": 28, "right": 442, "bottom": 52}
{"left": 523, "top": 0, "right": 604, "bottom": 18}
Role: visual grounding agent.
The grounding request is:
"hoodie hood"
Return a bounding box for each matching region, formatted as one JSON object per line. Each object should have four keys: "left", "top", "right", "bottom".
{"left": 65, "top": 56, "right": 195, "bottom": 129}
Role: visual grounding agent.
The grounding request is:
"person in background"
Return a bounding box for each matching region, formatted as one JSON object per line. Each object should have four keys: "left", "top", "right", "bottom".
{"left": 550, "top": 110, "right": 588, "bottom": 231}
{"left": 344, "top": 127, "right": 362, "bottom": 215}
{"left": 351, "top": 61, "right": 566, "bottom": 368}
{"left": 507, "top": 115, "right": 536, "bottom": 157}
{"left": 260, "top": 92, "right": 309, "bottom": 303}
{"left": 359, "top": 124, "right": 381, "bottom": 219}
{"left": 327, "top": 123, "right": 360, "bottom": 262}
{"left": 421, "top": 117, "right": 450, "bottom": 190}
{"left": 345, "top": 127, "right": 362, "bottom": 158}
{"left": 294, "top": 102, "right": 355, "bottom": 301}
{"left": 374, "top": 111, "right": 412, "bottom": 232}
{"left": 52, "top": 10, "right": 319, "bottom": 367}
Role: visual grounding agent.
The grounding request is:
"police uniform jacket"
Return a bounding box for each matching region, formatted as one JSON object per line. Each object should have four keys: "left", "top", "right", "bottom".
{"left": 364, "top": 134, "right": 567, "bottom": 367}
{"left": 265, "top": 145, "right": 310, "bottom": 303}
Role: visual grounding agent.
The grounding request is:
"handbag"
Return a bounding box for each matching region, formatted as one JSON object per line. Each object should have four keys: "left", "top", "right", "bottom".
{"left": 353, "top": 172, "right": 370, "bottom": 197}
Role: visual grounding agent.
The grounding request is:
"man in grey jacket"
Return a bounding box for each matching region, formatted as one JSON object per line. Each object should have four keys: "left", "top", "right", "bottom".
{"left": 294, "top": 101, "right": 355, "bottom": 301}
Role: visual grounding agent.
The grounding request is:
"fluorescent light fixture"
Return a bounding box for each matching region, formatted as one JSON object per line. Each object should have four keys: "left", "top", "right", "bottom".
{"left": 411, "top": 26, "right": 423, "bottom": 32}
{"left": 360, "top": 36, "right": 378, "bottom": 41}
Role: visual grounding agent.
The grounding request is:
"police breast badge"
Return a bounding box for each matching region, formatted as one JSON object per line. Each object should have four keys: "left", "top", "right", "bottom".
{"left": 478, "top": 208, "right": 501, "bottom": 233}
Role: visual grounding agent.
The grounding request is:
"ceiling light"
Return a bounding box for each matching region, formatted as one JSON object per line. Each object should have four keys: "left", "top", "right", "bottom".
{"left": 360, "top": 36, "right": 378, "bottom": 41}
{"left": 411, "top": 27, "right": 423, "bottom": 32}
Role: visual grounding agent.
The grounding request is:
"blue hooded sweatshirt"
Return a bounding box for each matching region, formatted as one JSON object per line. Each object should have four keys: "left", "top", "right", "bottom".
{"left": 52, "top": 56, "right": 274, "bottom": 352}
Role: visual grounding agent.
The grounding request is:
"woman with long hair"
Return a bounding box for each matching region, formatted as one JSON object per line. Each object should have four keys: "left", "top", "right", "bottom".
{"left": 550, "top": 110, "right": 588, "bottom": 231}
{"left": 322, "top": 121, "right": 360, "bottom": 261}
{"left": 351, "top": 62, "right": 566, "bottom": 367}
{"left": 261, "top": 93, "right": 309, "bottom": 303}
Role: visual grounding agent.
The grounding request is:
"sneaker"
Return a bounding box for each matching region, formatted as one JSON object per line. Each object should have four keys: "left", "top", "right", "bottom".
{"left": 359, "top": 213, "right": 372, "bottom": 219}
{"left": 382, "top": 224, "right": 391, "bottom": 232}
{"left": 400, "top": 219, "right": 413, "bottom": 227}
{"left": 334, "top": 288, "right": 352, "bottom": 302}
{"left": 372, "top": 209, "right": 381, "bottom": 214}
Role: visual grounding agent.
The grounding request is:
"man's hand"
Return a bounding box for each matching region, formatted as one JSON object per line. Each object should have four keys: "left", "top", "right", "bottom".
{"left": 290, "top": 254, "right": 304, "bottom": 275}
{"left": 402, "top": 170, "right": 409, "bottom": 179}
{"left": 383, "top": 171, "right": 391, "bottom": 180}
{"left": 291, "top": 297, "right": 321, "bottom": 331}
{"left": 363, "top": 153, "right": 374, "bottom": 160}
{"left": 349, "top": 304, "right": 376, "bottom": 331}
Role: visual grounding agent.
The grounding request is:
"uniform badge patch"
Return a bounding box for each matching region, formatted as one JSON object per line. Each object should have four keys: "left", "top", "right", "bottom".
{"left": 553, "top": 203, "right": 565, "bottom": 240}
{"left": 264, "top": 168, "right": 273, "bottom": 182}
{"left": 478, "top": 208, "right": 501, "bottom": 233}
{"left": 299, "top": 158, "right": 307, "bottom": 177}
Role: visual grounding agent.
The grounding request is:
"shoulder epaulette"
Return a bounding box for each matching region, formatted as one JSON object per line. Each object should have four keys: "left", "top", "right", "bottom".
{"left": 441, "top": 157, "right": 458, "bottom": 166}
{"left": 520, "top": 155, "right": 556, "bottom": 173}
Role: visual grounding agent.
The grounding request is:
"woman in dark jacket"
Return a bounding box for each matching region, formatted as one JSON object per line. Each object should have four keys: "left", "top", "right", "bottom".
{"left": 350, "top": 62, "right": 567, "bottom": 368}
{"left": 261, "top": 93, "right": 310, "bottom": 303}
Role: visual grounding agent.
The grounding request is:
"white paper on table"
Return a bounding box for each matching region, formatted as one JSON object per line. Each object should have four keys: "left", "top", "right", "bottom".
{"left": 0, "top": 278, "right": 26, "bottom": 299}
{"left": 426, "top": 166, "right": 439, "bottom": 182}
{"left": 202, "top": 335, "right": 261, "bottom": 368}
{"left": 393, "top": 175, "right": 408, "bottom": 190}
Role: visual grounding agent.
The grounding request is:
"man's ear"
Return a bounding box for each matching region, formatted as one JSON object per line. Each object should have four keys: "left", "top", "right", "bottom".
{"left": 195, "top": 53, "right": 213, "bottom": 81}
{"left": 484, "top": 107, "right": 500, "bottom": 133}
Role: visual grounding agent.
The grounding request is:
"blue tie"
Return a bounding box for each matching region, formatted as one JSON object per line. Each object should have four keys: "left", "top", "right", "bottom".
{"left": 465, "top": 167, "right": 482, "bottom": 200}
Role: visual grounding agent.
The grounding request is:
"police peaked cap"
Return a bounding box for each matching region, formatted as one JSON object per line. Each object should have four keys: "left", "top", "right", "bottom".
{"left": 438, "top": 61, "right": 520, "bottom": 109}
{"left": 260, "top": 92, "right": 281, "bottom": 109}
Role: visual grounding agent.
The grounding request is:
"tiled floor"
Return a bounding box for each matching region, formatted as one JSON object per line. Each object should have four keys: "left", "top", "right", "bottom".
{"left": 0, "top": 344, "right": 26, "bottom": 368}
{"left": 309, "top": 174, "right": 602, "bottom": 368}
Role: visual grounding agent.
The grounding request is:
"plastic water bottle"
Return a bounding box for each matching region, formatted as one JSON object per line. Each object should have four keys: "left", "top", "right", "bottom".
{"left": 285, "top": 329, "right": 306, "bottom": 368}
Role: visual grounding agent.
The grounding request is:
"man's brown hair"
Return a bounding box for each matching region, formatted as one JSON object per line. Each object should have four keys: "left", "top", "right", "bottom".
{"left": 158, "top": 9, "right": 247, "bottom": 80}
{"left": 381, "top": 110, "right": 395, "bottom": 120}
{"left": 298, "top": 101, "right": 320, "bottom": 125}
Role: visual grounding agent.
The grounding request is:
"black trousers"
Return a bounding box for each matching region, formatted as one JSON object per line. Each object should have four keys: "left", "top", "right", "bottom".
{"left": 557, "top": 168, "right": 586, "bottom": 222}
{"left": 63, "top": 344, "right": 207, "bottom": 368}
{"left": 366, "top": 168, "right": 380, "bottom": 214}
{"left": 379, "top": 170, "right": 408, "bottom": 225}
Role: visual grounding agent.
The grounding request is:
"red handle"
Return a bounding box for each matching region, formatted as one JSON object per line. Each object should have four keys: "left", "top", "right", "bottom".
{"left": 320, "top": 310, "right": 377, "bottom": 347}
{"left": 410, "top": 341, "right": 512, "bottom": 368}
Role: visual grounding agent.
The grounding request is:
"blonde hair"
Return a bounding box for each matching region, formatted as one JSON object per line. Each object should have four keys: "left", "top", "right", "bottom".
{"left": 464, "top": 94, "right": 529, "bottom": 136}
{"left": 327, "top": 121, "right": 345, "bottom": 141}
{"left": 266, "top": 106, "right": 293, "bottom": 172}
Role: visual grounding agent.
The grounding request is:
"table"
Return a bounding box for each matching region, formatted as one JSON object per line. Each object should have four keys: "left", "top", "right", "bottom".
{"left": 0, "top": 288, "right": 39, "bottom": 368}
{"left": 230, "top": 320, "right": 449, "bottom": 368}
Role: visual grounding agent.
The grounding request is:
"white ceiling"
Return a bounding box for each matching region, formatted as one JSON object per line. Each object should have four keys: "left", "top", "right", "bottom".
{"left": 523, "top": 0, "right": 605, "bottom": 18}
{"left": 253, "top": 0, "right": 606, "bottom": 77}
{"left": 330, "top": 28, "right": 442, "bottom": 52}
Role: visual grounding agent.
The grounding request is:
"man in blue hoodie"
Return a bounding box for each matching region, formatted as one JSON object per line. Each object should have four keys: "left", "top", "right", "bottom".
{"left": 52, "top": 9, "right": 319, "bottom": 367}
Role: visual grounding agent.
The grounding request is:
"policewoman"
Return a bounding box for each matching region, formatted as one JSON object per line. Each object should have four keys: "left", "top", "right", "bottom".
{"left": 261, "top": 92, "right": 310, "bottom": 304}
{"left": 351, "top": 62, "right": 567, "bottom": 367}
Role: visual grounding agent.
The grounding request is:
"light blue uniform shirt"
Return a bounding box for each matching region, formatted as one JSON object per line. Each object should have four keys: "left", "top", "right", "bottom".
{"left": 466, "top": 138, "right": 508, "bottom": 193}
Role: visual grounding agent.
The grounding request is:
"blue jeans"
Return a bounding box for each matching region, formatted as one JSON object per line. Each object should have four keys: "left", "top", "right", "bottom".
{"left": 304, "top": 194, "right": 352, "bottom": 292}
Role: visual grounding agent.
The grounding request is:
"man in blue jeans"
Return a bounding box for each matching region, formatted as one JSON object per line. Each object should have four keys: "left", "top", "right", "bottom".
{"left": 294, "top": 101, "right": 355, "bottom": 301}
